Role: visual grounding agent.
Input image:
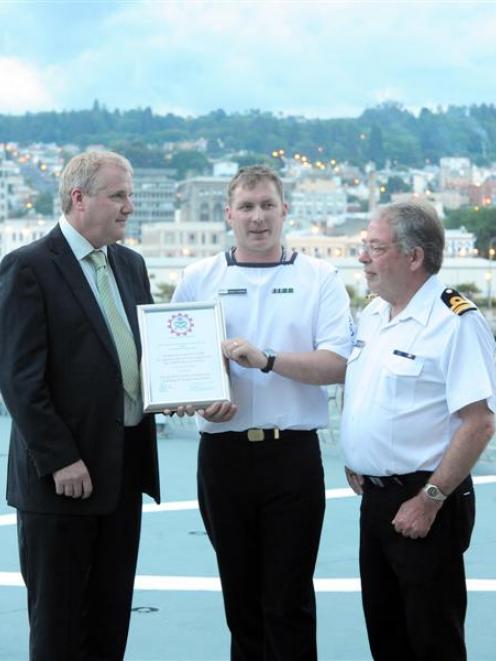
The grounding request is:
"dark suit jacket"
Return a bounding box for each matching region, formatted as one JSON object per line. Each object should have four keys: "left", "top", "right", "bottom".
{"left": 0, "top": 224, "right": 160, "bottom": 514}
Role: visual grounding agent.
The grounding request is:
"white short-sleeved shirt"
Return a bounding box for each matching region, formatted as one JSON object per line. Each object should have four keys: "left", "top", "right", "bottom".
{"left": 340, "top": 275, "right": 496, "bottom": 476}
{"left": 172, "top": 250, "right": 353, "bottom": 433}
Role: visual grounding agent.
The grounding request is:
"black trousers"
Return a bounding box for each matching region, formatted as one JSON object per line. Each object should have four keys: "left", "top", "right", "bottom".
{"left": 359, "top": 473, "right": 475, "bottom": 661}
{"left": 198, "top": 430, "right": 326, "bottom": 661}
{"left": 17, "top": 426, "right": 145, "bottom": 661}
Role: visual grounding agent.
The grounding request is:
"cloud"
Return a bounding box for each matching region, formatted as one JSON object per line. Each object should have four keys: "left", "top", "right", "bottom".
{"left": 0, "top": 58, "right": 55, "bottom": 113}
{"left": 1, "top": 1, "right": 496, "bottom": 117}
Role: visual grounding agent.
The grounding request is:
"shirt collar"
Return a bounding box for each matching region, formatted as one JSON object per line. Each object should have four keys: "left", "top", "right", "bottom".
{"left": 59, "top": 215, "right": 108, "bottom": 262}
{"left": 371, "top": 275, "right": 440, "bottom": 327}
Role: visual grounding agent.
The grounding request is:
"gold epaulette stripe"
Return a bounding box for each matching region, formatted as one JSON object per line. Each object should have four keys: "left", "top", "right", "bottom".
{"left": 441, "top": 288, "right": 477, "bottom": 316}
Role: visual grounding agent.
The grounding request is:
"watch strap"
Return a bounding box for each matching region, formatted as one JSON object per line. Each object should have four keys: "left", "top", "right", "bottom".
{"left": 261, "top": 352, "right": 276, "bottom": 373}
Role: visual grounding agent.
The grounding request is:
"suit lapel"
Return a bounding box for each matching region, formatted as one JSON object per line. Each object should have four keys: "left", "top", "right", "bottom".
{"left": 47, "top": 226, "right": 119, "bottom": 365}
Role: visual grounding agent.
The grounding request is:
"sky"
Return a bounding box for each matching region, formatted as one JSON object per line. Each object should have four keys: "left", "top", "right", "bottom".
{"left": 0, "top": 0, "right": 495, "bottom": 119}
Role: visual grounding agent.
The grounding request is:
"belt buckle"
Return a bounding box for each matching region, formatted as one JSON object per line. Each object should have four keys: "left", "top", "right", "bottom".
{"left": 247, "top": 428, "right": 265, "bottom": 442}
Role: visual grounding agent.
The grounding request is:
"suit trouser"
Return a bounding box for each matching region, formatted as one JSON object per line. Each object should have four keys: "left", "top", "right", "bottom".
{"left": 17, "top": 425, "right": 145, "bottom": 661}
{"left": 359, "top": 473, "right": 475, "bottom": 661}
{"left": 198, "top": 430, "right": 326, "bottom": 661}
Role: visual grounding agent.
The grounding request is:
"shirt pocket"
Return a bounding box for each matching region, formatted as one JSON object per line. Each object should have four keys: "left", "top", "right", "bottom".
{"left": 376, "top": 353, "right": 424, "bottom": 412}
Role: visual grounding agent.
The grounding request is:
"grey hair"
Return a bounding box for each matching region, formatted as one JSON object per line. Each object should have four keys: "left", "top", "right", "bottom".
{"left": 379, "top": 200, "right": 445, "bottom": 274}
{"left": 227, "top": 165, "right": 284, "bottom": 205}
{"left": 59, "top": 150, "right": 133, "bottom": 215}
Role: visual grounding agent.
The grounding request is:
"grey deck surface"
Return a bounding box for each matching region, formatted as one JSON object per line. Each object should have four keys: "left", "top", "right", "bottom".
{"left": 1, "top": 415, "right": 495, "bottom": 660}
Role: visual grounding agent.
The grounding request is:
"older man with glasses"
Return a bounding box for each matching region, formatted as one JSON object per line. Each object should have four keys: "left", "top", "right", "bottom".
{"left": 340, "top": 201, "right": 496, "bottom": 661}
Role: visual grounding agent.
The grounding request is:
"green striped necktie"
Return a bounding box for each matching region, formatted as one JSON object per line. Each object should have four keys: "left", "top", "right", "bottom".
{"left": 86, "top": 250, "right": 140, "bottom": 401}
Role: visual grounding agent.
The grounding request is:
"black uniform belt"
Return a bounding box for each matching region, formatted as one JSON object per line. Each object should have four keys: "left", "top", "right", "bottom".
{"left": 202, "top": 428, "right": 317, "bottom": 443}
{"left": 363, "top": 471, "right": 432, "bottom": 488}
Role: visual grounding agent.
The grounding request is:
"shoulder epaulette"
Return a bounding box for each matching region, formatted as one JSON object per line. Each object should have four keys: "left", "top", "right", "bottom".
{"left": 441, "top": 288, "right": 477, "bottom": 316}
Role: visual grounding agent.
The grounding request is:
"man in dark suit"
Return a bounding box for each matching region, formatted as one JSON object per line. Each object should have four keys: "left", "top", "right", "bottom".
{"left": 0, "top": 150, "right": 160, "bottom": 660}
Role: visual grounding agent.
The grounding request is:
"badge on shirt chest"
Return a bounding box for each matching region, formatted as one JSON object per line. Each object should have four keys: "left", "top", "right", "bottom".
{"left": 217, "top": 288, "right": 248, "bottom": 296}
{"left": 272, "top": 287, "right": 294, "bottom": 294}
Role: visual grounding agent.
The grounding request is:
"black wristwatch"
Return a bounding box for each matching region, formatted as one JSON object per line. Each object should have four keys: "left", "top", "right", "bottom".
{"left": 261, "top": 349, "right": 277, "bottom": 373}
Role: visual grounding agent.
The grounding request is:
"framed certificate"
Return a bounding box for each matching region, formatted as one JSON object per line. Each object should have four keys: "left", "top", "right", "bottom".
{"left": 137, "top": 300, "right": 231, "bottom": 413}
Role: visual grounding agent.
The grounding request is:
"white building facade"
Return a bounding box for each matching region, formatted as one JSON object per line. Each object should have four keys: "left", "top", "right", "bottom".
{"left": 0, "top": 216, "right": 57, "bottom": 258}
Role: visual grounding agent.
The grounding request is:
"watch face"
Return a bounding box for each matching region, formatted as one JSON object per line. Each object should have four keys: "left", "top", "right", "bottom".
{"left": 424, "top": 484, "right": 446, "bottom": 501}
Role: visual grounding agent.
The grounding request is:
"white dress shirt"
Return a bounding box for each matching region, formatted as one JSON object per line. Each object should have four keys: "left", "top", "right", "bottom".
{"left": 59, "top": 216, "right": 143, "bottom": 426}
{"left": 172, "top": 250, "right": 353, "bottom": 433}
{"left": 340, "top": 275, "right": 496, "bottom": 476}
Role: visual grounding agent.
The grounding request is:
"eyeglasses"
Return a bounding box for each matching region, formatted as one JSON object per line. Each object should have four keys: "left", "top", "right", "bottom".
{"left": 359, "top": 241, "right": 398, "bottom": 258}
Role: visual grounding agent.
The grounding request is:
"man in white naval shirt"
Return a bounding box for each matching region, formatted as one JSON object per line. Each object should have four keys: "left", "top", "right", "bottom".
{"left": 340, "top": 200, "right": 496, "bottom": 661}
{"left": 172, "top": 165, "right": 353, "bottom": 661}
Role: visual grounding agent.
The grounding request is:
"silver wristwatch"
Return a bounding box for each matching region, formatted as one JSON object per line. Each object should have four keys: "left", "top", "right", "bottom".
{"left": 423, "top": 483, "right": 447, "bottom": 502}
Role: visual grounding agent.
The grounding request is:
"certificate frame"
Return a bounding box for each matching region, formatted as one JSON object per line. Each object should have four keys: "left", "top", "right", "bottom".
{"left": 137, "top": 300, "right": 231, "bottom": 413}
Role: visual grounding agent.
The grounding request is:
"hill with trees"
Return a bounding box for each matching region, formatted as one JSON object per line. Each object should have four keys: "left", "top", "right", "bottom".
{"left": 1, "top": 101, "right": 496, "bottom": 169}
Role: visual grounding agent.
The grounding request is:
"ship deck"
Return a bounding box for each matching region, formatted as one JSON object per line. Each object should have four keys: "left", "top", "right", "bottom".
{"left": 1, "top": 412, "right": 495, "bottom": 661}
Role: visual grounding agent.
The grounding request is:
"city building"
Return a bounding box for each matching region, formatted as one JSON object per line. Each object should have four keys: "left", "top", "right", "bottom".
{"left": 28, "top": 143, "right": 65, "bottom": 177}
{"left": 285, "top": 230, "right": 362, "bottom": 260}
{"left": 212, "top": 161, "right": 238, "bottom": 178}
{"left": 288, "top": 176, "right": 347, "bottom": 228}
{"left": 390, "top": 192, "right": 445, "bottom": 218}
{"left": 140, "top": 219, "right": 225, "bottom": 259}
{"left": 445, "top": 227, "right": 476, "bottom": 257}
{"left": 0, "top": 216, "right": 57, "bottom": 258}
{"left": 0, "top": 158, "right": 7, "bottom": 222}
{"left": 0, "top": 157, "right": 36, "bottom": 217}
{"left": 176, "top": 176, "right": 228, "bottom": 224}
{"left": 163, "top": 137, "right": 208, "bottom": 153}
{"left": 128, "top": 168, "right": 176, "bottom": 243}
{"left": 439, "top": 157, "right": 472, "bottom": 190}
{"left": 285, "top": 224, "right": 476, "bottom": 264}
{"left": 468, "top": 175, "right": 496, "bottom": 207}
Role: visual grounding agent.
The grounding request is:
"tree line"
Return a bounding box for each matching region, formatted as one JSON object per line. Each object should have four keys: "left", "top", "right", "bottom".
{"left": 2, "top": 101, "right": 496, "bottom": 168}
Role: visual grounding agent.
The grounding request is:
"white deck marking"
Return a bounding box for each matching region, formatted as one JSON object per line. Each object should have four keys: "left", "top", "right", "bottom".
{"left": 1, "top": 572, "right": 496, "bottom": 592}
{"left": 2, "top": 475, "right": 496, "bottom": 526}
